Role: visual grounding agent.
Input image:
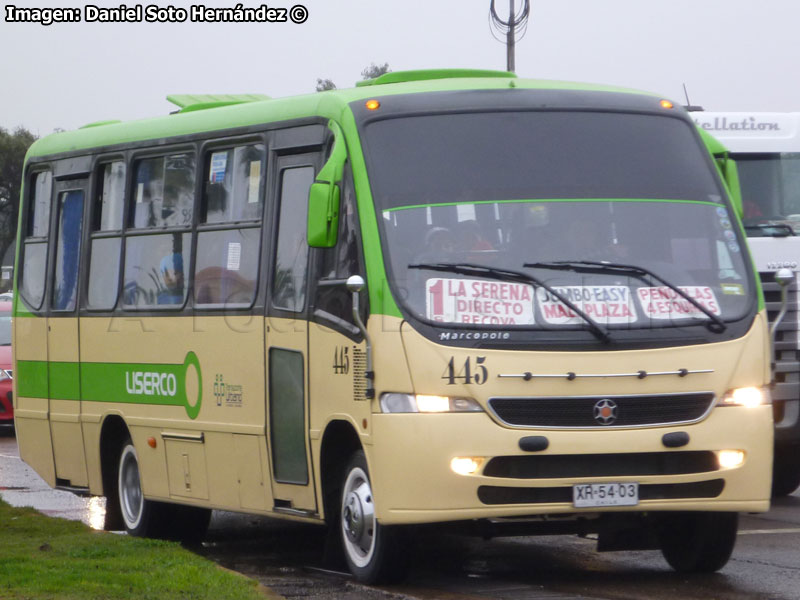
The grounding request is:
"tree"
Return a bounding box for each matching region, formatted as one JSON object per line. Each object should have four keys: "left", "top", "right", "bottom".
{"left": 315, "top": 78, "right": 337, "bottom": 92}
{"left": 0, "top": 126, "right": 37, "bottom": 263}
{"left": 314, "top": 63, "right": 391, "bottom": 92}
{"left": 360, "top": 62, "right": 391, "bottom": 81}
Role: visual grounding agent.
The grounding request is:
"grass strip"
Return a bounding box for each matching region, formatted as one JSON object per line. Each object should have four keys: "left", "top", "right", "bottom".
{"left": 0, "top": 499, "right": 267, "bottom": 600}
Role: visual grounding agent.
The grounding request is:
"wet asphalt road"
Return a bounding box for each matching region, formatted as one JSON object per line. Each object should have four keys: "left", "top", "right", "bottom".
{"left": 2, "top": 428, "right": 800, "bottom": 599}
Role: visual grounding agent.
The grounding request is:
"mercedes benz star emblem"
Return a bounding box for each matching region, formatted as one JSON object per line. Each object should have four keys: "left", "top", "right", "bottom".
{"left": 593, "top": 399, "right": 618, "bottom": 425}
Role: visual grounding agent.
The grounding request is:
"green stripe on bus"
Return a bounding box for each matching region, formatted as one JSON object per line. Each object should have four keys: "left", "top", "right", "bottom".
{"left": 15, "top": 352, "right": 203, "bottom": 419}
{"left": 16, "top": 361, "right": 49, "bottom": 398}
{"left": 48, "top": 361, "right": 80, "bottom": 400}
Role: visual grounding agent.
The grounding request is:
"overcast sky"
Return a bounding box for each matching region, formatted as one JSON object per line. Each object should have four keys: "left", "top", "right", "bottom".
{"left": 1, "top": 0, "right": 797, "bottom": 136}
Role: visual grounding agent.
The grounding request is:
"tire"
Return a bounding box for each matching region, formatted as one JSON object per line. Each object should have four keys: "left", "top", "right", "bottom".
{"left": 659, "top": 512, "right": 738, "bottom": 573}
{"left": 117, "top": 438, "right": 211, "bottom": 542}
{"left": 771, "top": 445, "right": 800, "bottom": 497}
{"left": 339, "top": 450, "right": 409, "bottom": 584}
{"left": 118, "top": 439, "right": 164, "bottom": 537}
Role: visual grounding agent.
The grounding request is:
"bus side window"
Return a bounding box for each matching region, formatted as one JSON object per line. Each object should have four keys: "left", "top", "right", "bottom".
{"left": 122, "top": 153, "right": 195, "bottom": 309}
{"left": 194, "top": 143, "right": 265, "bottom": 308}
{"left": 87, "top": 161, "right": 125, "bottom": 310}
{"left": 19, "top": 170, "right": 52, "bottom": 309}
{"left": 314, "top": 165, "right": 365, "bottom": 326}
{"left": 52, "top": 190, "right": 84, "bottom": 311}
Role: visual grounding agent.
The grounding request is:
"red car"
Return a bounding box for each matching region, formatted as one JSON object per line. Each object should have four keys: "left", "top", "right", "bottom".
{"left": 0, "top": 301, "right": 12, "bottom": 426}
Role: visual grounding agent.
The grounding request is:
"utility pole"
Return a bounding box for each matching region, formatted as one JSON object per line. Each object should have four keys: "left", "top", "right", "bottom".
{"left": 490, "top": 0, "right": 530, "bottom": 73}
{"left": 507, "top": 0, "right": 516, "bottom": 73}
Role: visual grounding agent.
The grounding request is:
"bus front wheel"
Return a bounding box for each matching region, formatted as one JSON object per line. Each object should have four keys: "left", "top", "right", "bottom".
{"left": 659, "top": 512, "right": 738, "bottom": 573}
{"left": 339, "top": 451, "right": 409, "bottom": 583}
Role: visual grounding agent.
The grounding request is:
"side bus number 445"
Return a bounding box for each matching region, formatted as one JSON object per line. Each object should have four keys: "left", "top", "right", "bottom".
{"left": 442, "top": 356, "right": 488, "bottom": 385}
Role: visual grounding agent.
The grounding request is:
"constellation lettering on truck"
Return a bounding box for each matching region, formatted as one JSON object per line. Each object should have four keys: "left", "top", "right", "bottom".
{"left": 693, "top": 116, "right": 781, "bottom": 132}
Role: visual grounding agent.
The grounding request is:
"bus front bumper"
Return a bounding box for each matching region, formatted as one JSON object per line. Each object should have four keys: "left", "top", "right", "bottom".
{"left": 368, "top": 406, "right": 772, "bottom": 525}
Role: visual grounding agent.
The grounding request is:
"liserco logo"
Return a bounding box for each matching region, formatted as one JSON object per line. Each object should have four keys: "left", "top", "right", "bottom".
{"left": 83, "top": 351, "right": 204, "bottom": 419}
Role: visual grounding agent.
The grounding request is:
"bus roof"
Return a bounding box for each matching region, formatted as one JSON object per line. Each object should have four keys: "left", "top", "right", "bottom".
{"left": 690, "top": 111, "right": 800, "bottom": 153}
{"left": 26, "top": 69, "right": 657, "bottom": 161}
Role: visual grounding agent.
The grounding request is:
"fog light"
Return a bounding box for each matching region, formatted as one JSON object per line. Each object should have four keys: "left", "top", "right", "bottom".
{"left": 718, "top": 450, "right": 745, "bottom": 469}
{"left": 450, "top": 457, "right": 483, "bottom": 476}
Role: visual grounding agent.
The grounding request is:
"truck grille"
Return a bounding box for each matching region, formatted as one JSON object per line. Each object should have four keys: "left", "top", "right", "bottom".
{"left": 760, "top": 271, "right": 800, "bottom": 418}
{"left": 488, "top": 392, "right": 715, "bottom": 428}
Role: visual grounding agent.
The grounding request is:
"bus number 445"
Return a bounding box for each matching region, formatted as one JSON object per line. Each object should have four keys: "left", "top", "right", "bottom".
{"left": 442, "top": 356, "right": 488, "bottom": 385}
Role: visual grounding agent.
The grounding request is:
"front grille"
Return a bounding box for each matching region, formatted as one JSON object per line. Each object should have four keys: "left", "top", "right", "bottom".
{"left": 478, "top": 479, "right": 725, "bottom": 505}
{"left": 488, "top": 393, "right": 715, "bottom": 428}
{"left": 483, "top": 451, "right": 719, "bottom": 479}
{"left": 760, "top": 271, "right": 800, "bottom": 408}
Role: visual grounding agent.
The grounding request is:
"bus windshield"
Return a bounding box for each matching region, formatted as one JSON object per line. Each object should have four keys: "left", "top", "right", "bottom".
{"left": 734, "top": 153, "right": 800, "bottom": 236}
{"left": 365, "top": 111, "right": 752, "bottom": 329}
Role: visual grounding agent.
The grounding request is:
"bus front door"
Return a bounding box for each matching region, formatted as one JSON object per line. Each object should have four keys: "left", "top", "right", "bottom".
{"left": 265, "top": 157, "right": 319, "bottom": 515}
{"left": 47, "top": 179, "right": 87, "bottom": 487}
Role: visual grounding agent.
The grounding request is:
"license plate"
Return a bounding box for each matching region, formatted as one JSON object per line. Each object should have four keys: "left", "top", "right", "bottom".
{"left": 573, "top": 482, "right": 639, "bottom": 508}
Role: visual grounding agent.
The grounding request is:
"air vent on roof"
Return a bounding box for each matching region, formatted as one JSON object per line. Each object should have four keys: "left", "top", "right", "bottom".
{"left": 166, "top": 94, "right": 270, "bottom": 113}
{"left": 79, "top": 119, "right": 122, "bottom": 129}
{"left": 356, "top": 68, "right": 517, "bottom": 87}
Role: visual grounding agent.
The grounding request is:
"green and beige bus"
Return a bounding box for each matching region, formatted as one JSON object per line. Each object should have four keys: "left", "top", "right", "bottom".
{"left": 14, "top": 69, "right": 773, "bottom": 583}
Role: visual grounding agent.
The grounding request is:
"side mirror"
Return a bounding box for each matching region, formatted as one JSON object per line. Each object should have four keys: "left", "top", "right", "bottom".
{"left": 696, "top": 127, "right": 744, "bottom": 220}
{"left": 308, "top": 121, "right": 346, "bottom": 248}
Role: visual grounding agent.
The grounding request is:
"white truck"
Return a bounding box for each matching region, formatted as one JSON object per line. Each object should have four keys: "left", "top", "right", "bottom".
{"left": 693, "top": 112, "right": 800, "bottom": 495}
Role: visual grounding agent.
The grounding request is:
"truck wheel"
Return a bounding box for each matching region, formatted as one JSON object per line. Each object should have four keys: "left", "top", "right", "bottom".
{"left": 660, "top": 512, "right": 738, "bottom": 573}
{"left": 772, "top": 445, "right": 800, "bottom": 497}
{"left": 339, "top": 450, "right": 409, "bottom": 583}
{"left": 118, "top": 438, "right": 165, "bottom": 537}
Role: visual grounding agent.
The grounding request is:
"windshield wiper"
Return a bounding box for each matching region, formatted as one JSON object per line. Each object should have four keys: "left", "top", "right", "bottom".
{"left": 408, "top": 262, "right": 611, "bottom": 343}
{"left": 524, "top": 260, "right": 727, "bottom": 333}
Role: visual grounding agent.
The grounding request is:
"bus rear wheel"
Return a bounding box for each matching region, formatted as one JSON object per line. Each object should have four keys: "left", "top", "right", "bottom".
{"left": 117, "top": 438, "right": 211, "bottom": 541}
{"left": 659, "top": 512, "right": 738, "bottom": 573}
{"left": 339, "top": 451, "right": 409, "bottom": 584}
{"left": 118, "top": 439, "right": 163, "bottom": 537}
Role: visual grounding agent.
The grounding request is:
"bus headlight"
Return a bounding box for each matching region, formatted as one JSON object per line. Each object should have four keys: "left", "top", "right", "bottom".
{"left": 380, "top": 393, "right": 483, "bottom": 413}
{"left": 0, "top": 369, "right": 10, "bottom": 383}
{"left": 720, "top": 387, "right": 769, "bottom": 408}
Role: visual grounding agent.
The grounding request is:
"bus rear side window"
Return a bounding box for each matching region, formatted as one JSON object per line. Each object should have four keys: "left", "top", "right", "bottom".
{"left": 28, "top": 171, "right": 52, "bottom": 237}
{"left": 20, "top": 171, "right": 52, "bottom": 308}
